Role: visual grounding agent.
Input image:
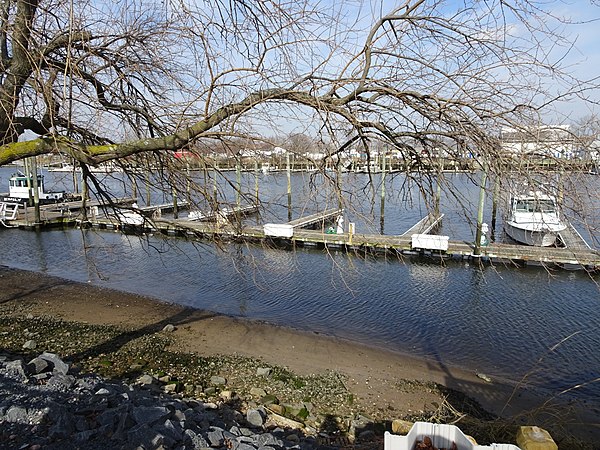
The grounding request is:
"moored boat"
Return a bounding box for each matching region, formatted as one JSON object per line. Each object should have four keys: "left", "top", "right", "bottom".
{"left": 504, "top": 191, "right": 567, "bottom": 246}
{"left": 2, "top": 172, "right": 64, "bottom": 205}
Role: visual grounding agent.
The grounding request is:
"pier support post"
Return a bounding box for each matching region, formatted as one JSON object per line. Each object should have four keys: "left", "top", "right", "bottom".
{"left": 254, "top": 159, "right": 259, "bottom": 203}
{"left": 380, "top": 154, "right": 386, "bottom": 234}
{"left": 30, "top": 156, "right": 41, "bottom": 224}
{"left": 236, "top": 158, "right": 242, "bottom": 209}
{"left": 287, "top": 152, "right": 292, "bottom": 221}
{"left": 491, "top": 174, "right": 499, "bottom": 240}
{"left": 474, "top": 164, "right": 488, "bottom": 256}
{"left": 172, "top": 188, "right": 179, "bottom": 219}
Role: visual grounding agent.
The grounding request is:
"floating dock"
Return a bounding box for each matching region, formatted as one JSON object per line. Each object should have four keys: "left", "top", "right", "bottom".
{"left": 1, "top": 200, "right": 598, "bottom": 271}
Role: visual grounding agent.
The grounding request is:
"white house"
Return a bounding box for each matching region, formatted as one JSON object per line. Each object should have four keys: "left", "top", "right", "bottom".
{"left": 500, "top": 125, "right": 575, "bottom": 159}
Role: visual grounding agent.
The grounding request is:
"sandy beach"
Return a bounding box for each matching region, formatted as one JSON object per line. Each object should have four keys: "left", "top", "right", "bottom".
{"left": 0, "top": 265, "right": 596, "bottom": 447}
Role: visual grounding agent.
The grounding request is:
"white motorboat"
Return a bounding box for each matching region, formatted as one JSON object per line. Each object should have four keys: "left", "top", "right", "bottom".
{"left": 504, "top": 191, "right": 567, "bottom": 246}
{"left": 2, "top": 172, "right": 64, "bottom": 205}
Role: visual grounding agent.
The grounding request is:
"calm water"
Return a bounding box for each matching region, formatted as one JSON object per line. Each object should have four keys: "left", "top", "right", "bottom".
{"left": 1, "top": 166, "right": 599, "bottom": 406}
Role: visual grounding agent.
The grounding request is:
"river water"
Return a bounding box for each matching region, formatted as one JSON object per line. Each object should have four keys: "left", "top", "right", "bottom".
{"left": 0, "top": 165, "right": 599, "bottom": 408}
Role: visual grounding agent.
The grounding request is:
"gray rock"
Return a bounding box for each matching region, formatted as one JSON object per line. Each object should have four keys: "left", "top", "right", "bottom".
{"left": 95, "top": 387, "right": 112, "bottom": 395}
{"left": 203, "top": 387, "right": 217, "bottom": 395}
{"left": 164, "top": 383, "right": 178, "bottom": 393}
{"left": 26, "top": 356, "right": 50, "bottom": 374}
{"left": 98, "top": 407, "right": 125, "bottom": 429}
{"left": 74, "top": 429, "right": 96, "bottom": 442}
{"left": 162, "top": 324, "right": 176, "bottom": 332}
{"left": 47, "top": 373, "right": 76, "bottom": 390}
{"left": 32, "top": 373, "right": 50, "bottom": 382}
{"left": 249, "top": 387, "right": 267, "bottom": 397}
{"left": 154, "top": 419, "right": 183, "bottom": 442}
{"left": 255, "top": 433, "right": 283, "bottom": 448}
{"left": 22, "top": 339, "right": 37, "bottom": 349}
{"left": 137, "top": 374, "right": 156, "bottom": 385}
{"left": 39, "top": 352, "right": 69, "bottom": 375}
{"left": 207, "top": 427, "right": 225, "bottom": 446}
{"left": 235, "top": 442, "right": 257, "bottom": 450}
{"left": 49, "top": 408, "right": 75, "bottom": 439}
{"left": 5, "top": 405, "right": 29, "bottom": 423}
{"left": 246, "top": 408, "right": 266, "bottom": 427}
{"left": 256, "top": 367, "right": 272, "bottom": 377}
{"left": 127, "top": 423, "right": 165, "bottom": 449}
{"left": 210, "top": 375, "right": 226, "bottom": 386}
{"left": 5, "top": 360, "right": 28, "bottom": 381}
{"left": 132, "top": 406, "right": 171, "bottom": 426}
{"left": 183, "top": 429, "right": 210, "bottom": 449}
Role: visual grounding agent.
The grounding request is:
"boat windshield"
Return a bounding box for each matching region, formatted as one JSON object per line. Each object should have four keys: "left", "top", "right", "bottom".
{"left": 515, "top": 199, "right": 556, "bottom": 213}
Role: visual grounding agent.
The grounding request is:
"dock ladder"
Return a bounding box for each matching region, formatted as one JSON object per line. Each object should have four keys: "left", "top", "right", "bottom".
{"left": 0, "top": 202, "right": 20, "bottom": 227}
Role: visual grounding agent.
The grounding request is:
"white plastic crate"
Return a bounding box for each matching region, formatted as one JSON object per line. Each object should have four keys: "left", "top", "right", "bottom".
{"left": 411, "top": 234, "right": 449, "bottom": 251}
{"left": 263, "top": 223, "right": 294, "bottom": 238}
{"left": 384, "top": 422, "right": 521, "bottom": 450}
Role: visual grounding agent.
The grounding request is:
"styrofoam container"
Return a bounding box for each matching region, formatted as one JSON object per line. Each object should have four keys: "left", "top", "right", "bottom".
{"left": 384, "top": 422, "right": 521, "bottom": 450}
{"left": 263, "top": 223, "right": 294, "bottom": 238}
{"left": 411, "top": 234, "right": 449, "bottom": 251}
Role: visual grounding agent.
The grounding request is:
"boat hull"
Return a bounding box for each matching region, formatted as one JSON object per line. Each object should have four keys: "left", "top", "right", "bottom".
{"left": 504, "top": 221, "right": 561, "bottom": 247}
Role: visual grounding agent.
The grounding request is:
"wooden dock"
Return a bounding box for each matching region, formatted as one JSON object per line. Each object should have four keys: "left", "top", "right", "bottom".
{"left": 1, "top": 197, "right": 136, "bottom": 227}
{"left": 558, "top": 223, "right": 591, "bottom": 250}
{"left": 287, "top": 208, "right": 343, "bottom": 229}
{"left": 401, "top": 212, "right": 444, "bottom": 236}
{"left": 2, "top": 202, "right": 598, "bottom": 271}
{"left": 186, "top": 204, "right": 259, "bottom": 222}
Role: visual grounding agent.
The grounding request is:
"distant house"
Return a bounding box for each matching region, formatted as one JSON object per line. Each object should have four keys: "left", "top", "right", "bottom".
{"left": 500, "top": 125, "right": 575, "bottom": 159}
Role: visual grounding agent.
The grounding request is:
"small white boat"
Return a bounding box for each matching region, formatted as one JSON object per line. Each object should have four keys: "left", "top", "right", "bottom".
{"left": 2, "top": 172, "right": 64, "bottom": 205}
{"left": 188, "top": 210, "right": 205, "bottom": 221}
{"left": 504, "top": 191, "right": 567, "bottom": 247}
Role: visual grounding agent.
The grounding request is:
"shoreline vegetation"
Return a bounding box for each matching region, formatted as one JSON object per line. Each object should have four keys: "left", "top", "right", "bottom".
{"left": 0, "top": 266, "right": 596, "bottom": 449}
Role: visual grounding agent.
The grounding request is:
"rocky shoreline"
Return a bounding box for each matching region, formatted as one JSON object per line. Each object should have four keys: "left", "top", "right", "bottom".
{"left": 0, "top": 348, "right": 374, "bottom": 450}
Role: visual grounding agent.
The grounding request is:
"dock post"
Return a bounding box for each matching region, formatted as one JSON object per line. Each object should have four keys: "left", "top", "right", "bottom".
{"left": 131, "top": 176, "right": 138, "bottom": 201}
{"left": 212, "top": 167, "right": 218, "bottom": 204}
{"left": 80, "top": 173, "right": 89, "bottom": 221}
{"left": 474, "top": 164, "right": 488, "bottom": 256}
{"left": 172, "top": 187, "right": 179, "bottom": 219}
{"left": 435, "top": 167, "right": 442, "bottom": 217}
{"left": 254, "top": 159, "right": 259, "bottom": 203}
{"left": 30, "top": 156, "right": 41, "bottom": 224}
{"left": 145, "top": 169, "right": 151, "bottom": 206}
{"left": 287, "top": 152, "right": 292, "bottom": 221}
{"left": 337, "top": 156, "right": 343, "bottom": 210}
{"left": 380, "top": 154, "right": 386, "bottom": 234}
{"left": 491, "top": 174, "right": 499, "bottom": 240}
{"left": 186, "top": 162, "right": 191, "bottom": 203}
{"left": 236, "top": 158, "right": 241, "bottom": 209}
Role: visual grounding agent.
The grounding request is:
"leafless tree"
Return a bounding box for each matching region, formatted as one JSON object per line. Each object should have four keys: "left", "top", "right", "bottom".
{"left": 0, "top": 0, "right": 598, "bottom": 240}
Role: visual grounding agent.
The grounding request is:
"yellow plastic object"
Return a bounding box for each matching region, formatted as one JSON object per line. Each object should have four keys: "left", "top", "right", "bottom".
{"left": 516, "top": 426, "right": 558, "bottom": 450}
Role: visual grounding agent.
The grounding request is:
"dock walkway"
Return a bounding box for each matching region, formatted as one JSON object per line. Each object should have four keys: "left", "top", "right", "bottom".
{"left": 287, "top": 208, "right": 343, "bottom": 229}
{"left": 559, "top": 224, "right": 592, "bottom": 250}
{"left": 401, "top": 212, "right": 444, "bottom": 236}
